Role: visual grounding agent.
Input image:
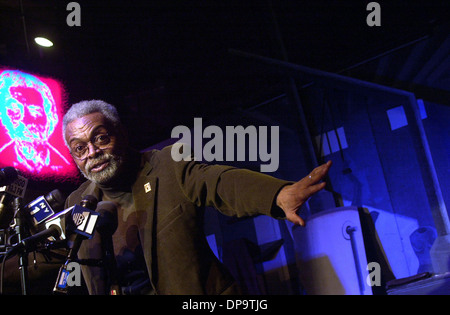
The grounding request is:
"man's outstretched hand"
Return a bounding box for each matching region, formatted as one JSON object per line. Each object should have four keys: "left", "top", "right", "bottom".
{"left": 276, "top": 160, "right": 332, "bottom": 226}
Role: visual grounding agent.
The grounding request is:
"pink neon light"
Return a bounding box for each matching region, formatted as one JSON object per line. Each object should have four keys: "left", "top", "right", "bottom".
{"left": 0, "top": 68, "right": 79, "bottom": 182}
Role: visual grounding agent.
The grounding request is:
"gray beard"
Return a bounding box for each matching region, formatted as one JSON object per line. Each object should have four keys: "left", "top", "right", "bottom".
{"left": 80, "top": 152, "right": 123, "bottom": 185}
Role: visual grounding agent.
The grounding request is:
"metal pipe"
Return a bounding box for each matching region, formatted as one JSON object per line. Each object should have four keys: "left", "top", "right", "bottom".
{"left": 346, "top": 225, "right": 365, "bottom": 294}
{"left": 229, "top": 49, "right": 450, "bottom": 272}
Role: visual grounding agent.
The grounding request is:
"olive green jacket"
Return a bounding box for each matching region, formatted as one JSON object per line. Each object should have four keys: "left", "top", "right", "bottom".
{"left": 65, "top": 145, "right": 290, "bottom": 295}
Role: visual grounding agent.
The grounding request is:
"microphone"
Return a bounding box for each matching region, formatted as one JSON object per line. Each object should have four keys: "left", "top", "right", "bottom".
{"left": 53, "top": 195, "right": 100, "bottom": 294}
{"left": 95, "top": 201, "right": 118, "bottom": 236}
{"left": 64, "top": 195, "right": 99, "bottom": 257}
{"left": 96, "top": 201, "right": 120, "bottom": 295}
{"left": 65, "top": 195, "right": 100, "bottom": 240}
{"left": 6, "top": 223, "right": 62, "bottom": 256}
{"left": 25, "top": 189, "right": 65, "bottom": 230}
{"left": 6, "top": 194, "right": 70, "bottom": 256}
{"left": 3, "top": 189, "right": 66, "bottom": 254}
{"left": 39, "top": 205, "right": 75, "bottom": 249}
{"left": 0, "top": 167, "right": 18, "bottom": 186}
{"left": 0, "top": 169, "right": 28, "bottom": 229}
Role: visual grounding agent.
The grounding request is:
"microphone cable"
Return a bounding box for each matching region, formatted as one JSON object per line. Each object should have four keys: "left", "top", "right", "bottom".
{"left": 0, "top": 232, "right": 18, "bottom": 295}
{"left": 0, "top": 251, "right": 6, "bottom": 294}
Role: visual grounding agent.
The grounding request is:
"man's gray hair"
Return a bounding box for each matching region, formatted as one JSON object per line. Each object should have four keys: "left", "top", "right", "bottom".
{"left": 62, "top": 100, "right": 121, "bottom": 147}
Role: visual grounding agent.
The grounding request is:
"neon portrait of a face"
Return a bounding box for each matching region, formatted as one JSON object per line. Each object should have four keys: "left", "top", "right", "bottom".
{"left": 0, "top": 69, "right": 78, "bottom": 180}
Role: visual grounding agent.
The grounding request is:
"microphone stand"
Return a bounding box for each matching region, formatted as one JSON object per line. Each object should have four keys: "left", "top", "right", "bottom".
{"left": 13, "top": 197, "right": 28, "bottom": 295}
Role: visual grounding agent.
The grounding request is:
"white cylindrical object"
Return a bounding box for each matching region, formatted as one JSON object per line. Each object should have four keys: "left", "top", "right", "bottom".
{"left": 292, "top": 206, "right": 372, "bottom": 295}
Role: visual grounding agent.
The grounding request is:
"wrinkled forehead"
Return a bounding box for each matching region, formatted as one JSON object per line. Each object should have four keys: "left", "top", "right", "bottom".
{"left": 65, "top": 112, "right": 111, "bottom": 140}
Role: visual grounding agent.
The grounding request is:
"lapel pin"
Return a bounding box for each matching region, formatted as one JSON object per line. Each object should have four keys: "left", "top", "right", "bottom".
{"left": 144, "top": 182, "right": 151, "bottom": 193}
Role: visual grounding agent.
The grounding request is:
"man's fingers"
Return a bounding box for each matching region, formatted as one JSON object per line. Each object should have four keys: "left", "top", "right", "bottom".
{"left": 286, "top": 183, "right": 326, "bottom": 227}
{"left": 286, "top": 211, "right": 305, "bottom": 227}
{"left": 306, "top": 160, "right": 332, "bottom": 184}
{"left": 307, "top": 181, "right": 327, "bottom": 195}
{"left": 310, "top": 160, "right": 332, "bottom": 178}
{"left": 277, "top": 160, "right": 332, "bottom": 227}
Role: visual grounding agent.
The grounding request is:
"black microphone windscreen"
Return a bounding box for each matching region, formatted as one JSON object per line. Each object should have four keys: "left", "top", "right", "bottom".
{"left": 95, "top": 201, "right": 118, "bottom": 236}
{"left": 45, "top": 189, "right": 66, "bottom": 212}
{"left": 80, "top": 195, "right": 98, "bottom": 210}
{"left": 0, "top": 167, "right": 18, "bottom": 186}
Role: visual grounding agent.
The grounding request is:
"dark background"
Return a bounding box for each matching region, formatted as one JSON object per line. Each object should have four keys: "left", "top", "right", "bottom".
{"left": 1, "top": 0, "right": 448, "bottom": 148}
{"left": 1, "top": 0, "right": 449, "bottom": 295}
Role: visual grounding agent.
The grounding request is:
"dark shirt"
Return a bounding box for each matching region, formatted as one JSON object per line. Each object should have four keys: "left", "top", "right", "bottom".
{"left": 97, "top": 150, "right": 153, "bottom": 295}
{"left": 101, "top": 189, "right": 152, "bottom": 295}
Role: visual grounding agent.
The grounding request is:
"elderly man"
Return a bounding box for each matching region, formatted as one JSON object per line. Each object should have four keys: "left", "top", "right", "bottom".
{"left": 63, "top": 99, "right": 332, "bottom": 295}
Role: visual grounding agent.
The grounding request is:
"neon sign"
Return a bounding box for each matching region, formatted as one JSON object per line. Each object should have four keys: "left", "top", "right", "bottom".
{"left": 0, "top": 68, "right": 79, "bottom": 182}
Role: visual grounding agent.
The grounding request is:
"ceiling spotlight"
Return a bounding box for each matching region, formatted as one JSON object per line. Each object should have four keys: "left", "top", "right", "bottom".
{"left": 34, "top": 37, "right": 53, "bottom": 47}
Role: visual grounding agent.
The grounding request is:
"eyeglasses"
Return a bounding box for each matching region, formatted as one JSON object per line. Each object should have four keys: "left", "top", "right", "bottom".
{"left": 69, "top": 133, "right": 113, "bottom": 160}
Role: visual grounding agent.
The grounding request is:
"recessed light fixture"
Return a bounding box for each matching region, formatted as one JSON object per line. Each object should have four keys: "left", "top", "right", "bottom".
{"left": 34, "top": 37, "right": 53, "bottom": 47}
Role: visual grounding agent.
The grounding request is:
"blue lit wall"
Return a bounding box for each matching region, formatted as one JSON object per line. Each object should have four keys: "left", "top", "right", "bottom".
{"left": 146, "top": 58, "right": 449, "bottom": 295}
{"left": 200, "top": 88, "right": 449, "bottom": 294}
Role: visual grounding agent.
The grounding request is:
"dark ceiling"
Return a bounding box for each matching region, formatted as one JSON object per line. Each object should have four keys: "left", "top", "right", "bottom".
{"left": 0, "top": 0, "right": 448, "bottom": 147}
